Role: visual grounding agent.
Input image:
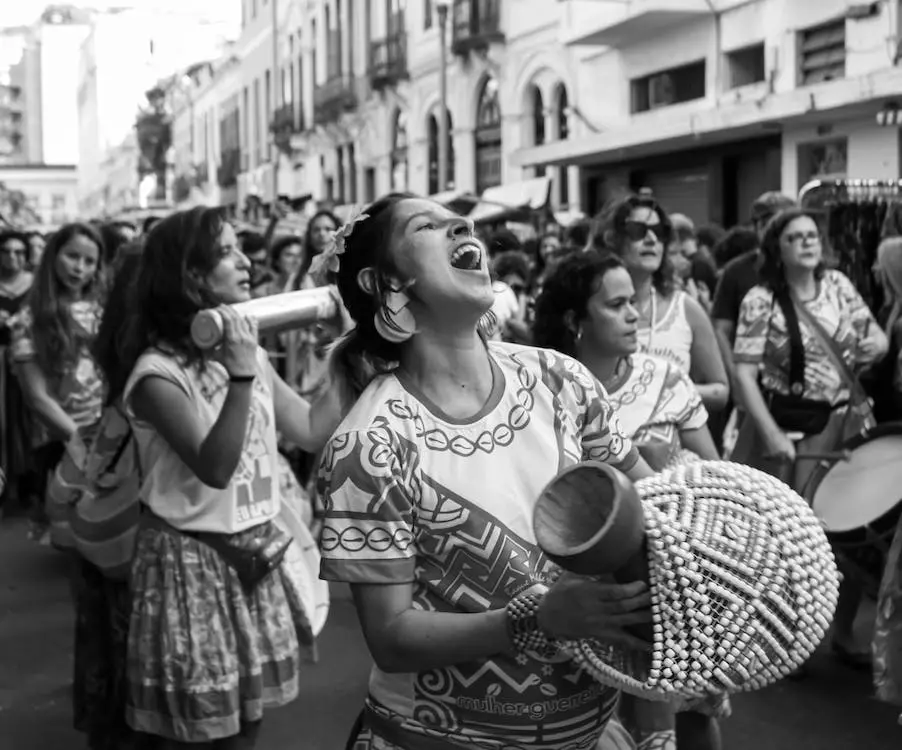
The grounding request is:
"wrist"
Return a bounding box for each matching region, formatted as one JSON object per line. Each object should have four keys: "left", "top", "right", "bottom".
{"left": 506, "top": 585, "right": 559, "bottom": 658}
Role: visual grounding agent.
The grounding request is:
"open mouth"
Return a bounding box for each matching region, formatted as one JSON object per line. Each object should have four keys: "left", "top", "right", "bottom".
{"left": 450, "top": 243, "right": 483, "bottom": 271}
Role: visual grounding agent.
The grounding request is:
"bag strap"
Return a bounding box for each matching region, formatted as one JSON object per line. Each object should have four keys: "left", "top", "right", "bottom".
{"left": 772, "top": 287, "right": 806, "bottom": 394}
{"left": 791, "top": 292, "right": 869, "bottom": 406}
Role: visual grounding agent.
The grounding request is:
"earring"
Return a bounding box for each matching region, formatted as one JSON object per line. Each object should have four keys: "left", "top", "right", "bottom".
{"left": 374, "top": 284, "right": 417, "bottom": 343}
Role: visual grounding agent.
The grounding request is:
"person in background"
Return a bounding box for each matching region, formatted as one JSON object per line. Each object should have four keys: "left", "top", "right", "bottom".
{"left": 731, "top": 208, "right": 886, "bottom": 672}
{"left": 492, "top": 249, "right": 535, "bottom": 345}
{"left": 599, "top": 194, "right": 729, "bottom": 413}
{"left": 240, "top": 231, "right": 275, "bottom": 298}
{"left": 98, "top": 223, "right": 133, "bottom": 273}
{"left": 711, "top": 192, "right": 797, "bottom": 348}
{"left": 0, "top": 229, "right": 35, "bottom": 512}
{"left": 11, "top": 223, "right": 105, "bottom": 540}
{"left": 668, "top": 214, "right": 718, "bottom": 313}
{"left": 96, "top": 207, "right": 344, "bottom": 749}
{"left": 26, "top": 231, "right": 46, "bottom": 271}
{"left": 533, "top": 250, "right": 724, "bottom": 750}
{"left": 301, "top": 210, "right": 340, "bottom": 284}
{"left": 111, "top": 222, "right": 138, "bottom": 243}
{"left": 866, "top": 237, "right": 902, "bottom": 423}
{"left": 712, "top": 226, "right": 760, "bottom": 270}
{"left": 565, "top": 218, "right": 592, "bottom": 253}
{"left": 696, "top": 224, "right": 726, "bottom": 266}
{"left": 487, "top": 227, "right": 521, "bottom": 259}
{"left": 269, "top": 235, "right": 306, "bottom": 294}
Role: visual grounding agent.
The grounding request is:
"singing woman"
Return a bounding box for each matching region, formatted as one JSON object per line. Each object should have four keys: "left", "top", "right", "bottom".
{"left": 317, "top": 193, "right": 656, "bottom": 750}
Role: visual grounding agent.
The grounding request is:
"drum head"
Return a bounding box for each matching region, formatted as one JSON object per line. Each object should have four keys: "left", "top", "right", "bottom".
{"left": 811, "top": 432, "right": 902, "bottom": 533}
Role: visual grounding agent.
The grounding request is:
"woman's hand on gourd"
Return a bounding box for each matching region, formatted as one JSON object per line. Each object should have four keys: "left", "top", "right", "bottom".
{"left": 764, "top": 429, "right": 796, "bottom": 464}
{"left": 536, "top": 572, "right": 652, "bottom": 645}
{"left": 216, "top": 306, "right": 259, "bottom": 378}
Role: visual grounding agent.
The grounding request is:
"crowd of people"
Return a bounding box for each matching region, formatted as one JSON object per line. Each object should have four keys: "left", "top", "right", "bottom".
{"left": 0, "top": 184, "right": 900, "bottom": 750}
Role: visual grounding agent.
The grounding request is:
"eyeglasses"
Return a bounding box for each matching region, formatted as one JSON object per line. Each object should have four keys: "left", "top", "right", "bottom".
{"left": 623, "top": 221, "right": 669, "bottom": 243}
{"left": 783, "top": 231, "right": 820, "bottom": 245}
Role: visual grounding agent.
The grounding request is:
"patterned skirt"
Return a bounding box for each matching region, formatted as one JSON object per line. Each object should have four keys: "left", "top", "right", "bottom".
{"left": 126, "top": 523, "right": 302, "bottom": 743}
{"left": 875, "top": 512, "right": 902, "bottom": 706}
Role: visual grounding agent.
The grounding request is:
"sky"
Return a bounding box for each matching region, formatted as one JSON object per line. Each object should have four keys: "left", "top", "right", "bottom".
{"left": 1, "top": 1, "right": 239, "bottom": 30}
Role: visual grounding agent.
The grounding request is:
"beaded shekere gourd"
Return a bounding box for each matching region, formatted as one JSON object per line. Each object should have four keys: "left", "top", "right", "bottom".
{"left": 536, "top": 460, "right": 840, "bottom": 701}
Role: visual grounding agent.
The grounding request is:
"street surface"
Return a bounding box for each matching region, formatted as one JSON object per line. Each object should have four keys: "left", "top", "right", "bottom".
{"left": 0, "top": 517, "right": 899, "bottom": 750}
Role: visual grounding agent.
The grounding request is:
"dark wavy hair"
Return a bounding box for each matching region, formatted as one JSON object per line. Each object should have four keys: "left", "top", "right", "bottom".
{"left": 92, "top": 240, "right": 144, "bottom": 405}
{"left": 331, "top": 194, "right": 415, "bottom": 396}
{"left": 533, "top": 251, "right": 627, "bottom": 358}
{"left": 0, "top": 228, "right": 30, "bottom": 253}
{"left": 302, "top": 209, "right": 340, "bottom": 281}
{"left": 270, "top": 234, "right": 306, "bottom": 289}
{"left": 590, "top": 194, "right": 676, "bottom": 297}
{"left": 95, "top": 207, "right": 229, "bottom": 403}
{"left": 758, "top": 208, "right": 827, "bottom": 292}
{"left": 27, "top": 222, "right": 105, "bottom": 378}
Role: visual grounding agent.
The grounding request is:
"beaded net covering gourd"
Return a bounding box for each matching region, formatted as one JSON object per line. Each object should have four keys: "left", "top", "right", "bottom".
{"left": 563, "top": 460, "right": 840, "bottom": 700}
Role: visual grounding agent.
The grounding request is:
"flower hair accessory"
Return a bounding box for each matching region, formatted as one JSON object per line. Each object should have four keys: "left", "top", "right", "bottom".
{"left": 308, "top": 209, "right": 370, "bottom": 284}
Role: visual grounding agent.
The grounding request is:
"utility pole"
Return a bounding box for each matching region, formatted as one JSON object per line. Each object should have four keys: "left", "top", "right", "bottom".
{"left": 270, "top": 0, "right": 280, "bottom": 211}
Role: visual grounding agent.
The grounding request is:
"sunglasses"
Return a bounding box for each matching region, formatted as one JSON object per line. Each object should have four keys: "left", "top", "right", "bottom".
{"left": 623, "top": 221, "right": 670, "bottom": 243}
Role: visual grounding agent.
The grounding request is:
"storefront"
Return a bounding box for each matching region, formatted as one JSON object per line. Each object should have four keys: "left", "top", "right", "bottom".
{"left": 582, "top": 135, "right": 782, "bottom": 226}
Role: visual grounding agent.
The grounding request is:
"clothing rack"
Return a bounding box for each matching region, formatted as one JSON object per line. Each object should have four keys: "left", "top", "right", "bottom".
{"left": 799, "top": 179, "right": 902, "bottom": 211}
{"left": 798, "top": 179, "right": 902, "bottom": 313}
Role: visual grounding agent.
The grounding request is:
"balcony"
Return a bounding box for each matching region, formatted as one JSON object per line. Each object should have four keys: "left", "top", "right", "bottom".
{"left": 560, "top": 0, "right": 709, "bottom": 48}
{"left": 218, "top": 148, "right": 240, "bottom": 188}
{"left": 313, "top": 76, "right": 358, "bottom": 127}
{"left": 369, "top": 32, "right": 408, "bottom": 90}
{"left": 451, "top": 0, "right": 504, "bottom": 57}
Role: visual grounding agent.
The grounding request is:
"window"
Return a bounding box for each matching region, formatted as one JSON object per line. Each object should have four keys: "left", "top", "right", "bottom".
{"left": 51, "top": 193, "right": 66, "bottom": 210}
{"left": 252, "top": 0, "right": 257, "bottom": 20}
{"left": 631, "top": 60, "right": 706, "bottom": 113}
{"left": 798, "top": 18, "right": 845, "bottom": 85}
{"left": 727, "top": 43, "right": 766, "bottom": 89}
{"left": 242, "top": 85, "right": 250, "bottom": 169}
{"left": 391, "top": 109, "right": 409, "bottom": 192}
{"left": 475, "top": 76, "right": 502, "bottom": 194}
{"left": 253, "top": 78, "right": 261, "bottom": 164}
{"left": 337, "top": 147, "right": 345, "bottom": 203}
{"left": 424, "top": 0, "right": 433, "bottom": 28}
{"left": 530, "top": 85, "right": 545, "bottom": 178}
{"left": 297, "top": 47, "right": 305, "bottom": 130}
{"left": 312, "top": 20, "right": 317, "bottom": 84}
{"left": 798, "top": 138, "right": 848, "bottom": 185}
{"left": 325, "top": 176, "right": 335, "bottom": 202}
{"left": 365, "top": 167, "right": 377, "bottom": 202}
{"left": 428, "top": 109, "right": 455, "bottom": 194}
{"left": 555, "top": 83, "right": 569, "bottom": 140}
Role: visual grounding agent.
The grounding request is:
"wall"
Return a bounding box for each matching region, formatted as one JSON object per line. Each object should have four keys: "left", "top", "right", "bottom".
{"left": 39, "top": 22, "right": 89, "bottom": 165}
{"left": 0, "top": 165, "right": 78, "bottom": 225}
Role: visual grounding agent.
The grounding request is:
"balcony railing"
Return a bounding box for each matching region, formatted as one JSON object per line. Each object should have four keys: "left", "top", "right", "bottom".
{"left": 218, "top": 148, "right": 240, "bottom": 188}
{"left": 369, "top": 32, "right": 408, "bottom": 90}
{"left": 313, "top": 76, "right": 358, "bottom": 126}
{"left": 452, "top": 0, "right": 504, "bottom": 56}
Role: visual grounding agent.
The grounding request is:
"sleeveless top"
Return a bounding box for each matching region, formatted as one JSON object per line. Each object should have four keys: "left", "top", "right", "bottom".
{"left": 637, "top": 290, "right": 694, "bottom": 374}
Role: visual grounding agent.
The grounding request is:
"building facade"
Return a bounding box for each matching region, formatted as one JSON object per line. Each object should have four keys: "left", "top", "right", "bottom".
{"left": 75, "top": 5, "right": 240, "bottom": 217}
{"left": 0, "top": 163, "right": 78, "bottom": 226}
{"left": 165, "top": 0, "right": 902, "bottom": 227}
{"left": 514, "top": 0, "right": 902, "bottom": 225}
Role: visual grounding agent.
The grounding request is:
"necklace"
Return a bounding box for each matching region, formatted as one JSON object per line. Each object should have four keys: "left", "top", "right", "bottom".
{"left": 603, "top": 356, "right": 632, "bottom": 394}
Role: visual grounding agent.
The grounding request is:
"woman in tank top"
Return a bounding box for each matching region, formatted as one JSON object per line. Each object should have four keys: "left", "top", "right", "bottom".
{"left": 595, "top": 194, "right": 729, "bottom": 413}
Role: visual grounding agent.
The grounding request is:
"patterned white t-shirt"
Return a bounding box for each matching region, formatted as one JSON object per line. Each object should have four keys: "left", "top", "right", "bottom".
{"left": 319, "top": 341, "right": 638, "bottom": 750}
{"left": 124, "top": 346, "right": 279, "bottom": 534}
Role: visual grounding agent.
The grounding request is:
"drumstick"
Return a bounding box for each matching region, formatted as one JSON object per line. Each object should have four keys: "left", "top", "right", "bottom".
{"left": 794, "top": 450, "right": 852, "bottom": 462}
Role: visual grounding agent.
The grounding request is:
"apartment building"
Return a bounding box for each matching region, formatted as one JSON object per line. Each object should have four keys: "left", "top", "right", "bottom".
{"left": 514, "top": 0, "right": 902, "bottom": 225}
{"left": 169, "top": 0, "right": 902, "bottom": 226}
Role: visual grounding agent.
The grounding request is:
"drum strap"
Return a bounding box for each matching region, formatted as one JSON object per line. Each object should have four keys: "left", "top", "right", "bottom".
{"left": 772, "top": 288, "right": 806, "bottom": 395}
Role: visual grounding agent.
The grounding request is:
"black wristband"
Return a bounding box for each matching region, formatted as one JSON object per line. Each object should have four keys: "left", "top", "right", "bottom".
{"left": 229, "top": 373, "right": 256, "bottom": 383}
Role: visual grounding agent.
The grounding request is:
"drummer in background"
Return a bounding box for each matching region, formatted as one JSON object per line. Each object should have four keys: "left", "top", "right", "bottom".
{"left": 867, "top": 237, "right": 902, "bottom": 422}
{"left": 731, "top": 208, "right": 887, "bottom": 670}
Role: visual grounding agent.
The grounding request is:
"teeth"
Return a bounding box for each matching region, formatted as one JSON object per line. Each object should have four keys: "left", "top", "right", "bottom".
{"left": 450, "top": 244, "right": 482, "bottom": 269}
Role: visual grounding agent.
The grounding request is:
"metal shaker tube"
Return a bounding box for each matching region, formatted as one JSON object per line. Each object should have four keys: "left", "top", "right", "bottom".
{"left": 190, "top": 287, "right": 340, "bottom": 349}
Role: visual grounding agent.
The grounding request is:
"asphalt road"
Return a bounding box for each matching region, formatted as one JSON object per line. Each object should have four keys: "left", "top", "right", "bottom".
{"left": 0, "top": 518, "right": 899, "bottom": 750}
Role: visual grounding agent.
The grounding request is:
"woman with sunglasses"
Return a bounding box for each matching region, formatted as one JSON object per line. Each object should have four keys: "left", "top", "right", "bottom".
{"left": 594, "top": 195, "right": 729, "bottom": 413}
{"left": 732, "top": 208, "right": 886, "bottom": 670}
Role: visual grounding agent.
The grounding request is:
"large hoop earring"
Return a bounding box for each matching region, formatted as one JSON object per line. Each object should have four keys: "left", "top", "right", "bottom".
{"left": 374, "top": 281, "right": 417, "bottom": 344}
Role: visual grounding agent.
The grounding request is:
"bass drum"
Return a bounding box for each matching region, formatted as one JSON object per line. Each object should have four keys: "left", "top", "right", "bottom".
{"left": 806, "top": 422, "right": 902, "bottom": 597}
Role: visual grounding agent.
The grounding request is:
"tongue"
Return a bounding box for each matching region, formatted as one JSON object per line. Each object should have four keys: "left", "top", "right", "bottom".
{"left": 452, "top": 249, "right": 478, "bottom": 270}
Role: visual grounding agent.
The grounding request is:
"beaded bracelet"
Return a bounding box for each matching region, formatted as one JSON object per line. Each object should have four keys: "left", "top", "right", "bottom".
{"left": 505, "top": 588, "right": 559, "bottom": 658}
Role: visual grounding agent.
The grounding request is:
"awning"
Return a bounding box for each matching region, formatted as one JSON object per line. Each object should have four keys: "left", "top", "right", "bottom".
{"left": 468, "top": 177, "right": 552, "bottom": 224}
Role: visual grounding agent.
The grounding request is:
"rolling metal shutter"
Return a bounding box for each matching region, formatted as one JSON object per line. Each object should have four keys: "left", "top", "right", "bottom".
{"left": 641, "top": 169, "right": 710, "bottom": 225}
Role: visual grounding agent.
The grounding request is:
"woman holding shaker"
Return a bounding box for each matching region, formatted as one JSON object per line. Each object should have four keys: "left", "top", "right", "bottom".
{"left": 94, "top": 207, "right": 346, "bottom": 748}
{"left": 317, "top": 193, "right": 656, "bottom": 750}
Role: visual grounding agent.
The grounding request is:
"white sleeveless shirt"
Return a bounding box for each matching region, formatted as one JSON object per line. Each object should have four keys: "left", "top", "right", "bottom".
{"left": 636, "top": 290, "right": 694, "bottom": 375}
